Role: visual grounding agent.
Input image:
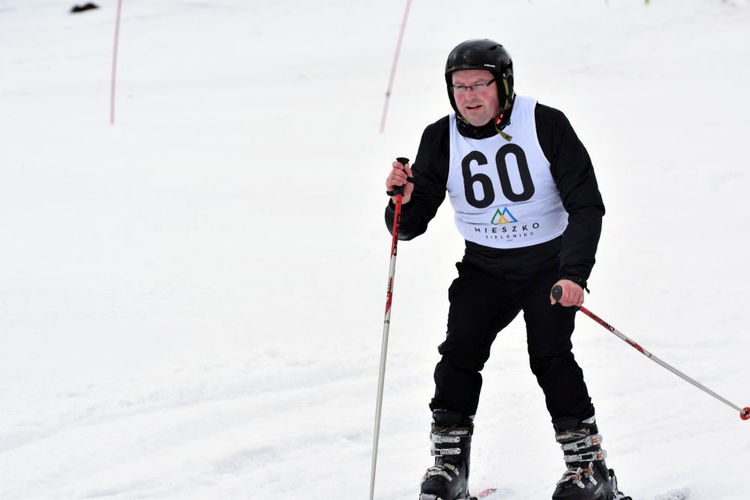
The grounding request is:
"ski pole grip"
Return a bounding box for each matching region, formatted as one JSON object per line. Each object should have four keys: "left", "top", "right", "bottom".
{"left": 388, "top": 157, "right": 411, "bottom": 196}
{"left": 551, "top": 284, "right": 563, "bottom": 301}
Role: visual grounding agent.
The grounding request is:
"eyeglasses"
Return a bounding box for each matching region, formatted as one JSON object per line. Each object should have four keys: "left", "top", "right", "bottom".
{"left": 451, "top": 79, "right": 496, "bottom": 95}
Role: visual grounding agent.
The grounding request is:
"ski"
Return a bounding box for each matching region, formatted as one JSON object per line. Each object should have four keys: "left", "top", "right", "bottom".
{"left": 420, "top": 483, "right": 689, "bottom": 500}
{"left": 420, "top": 490, "right": 498, "bottom": 500}
{"left": 473, "top": 488, "right": 498, "bottom": 499}
{"left": 451, "top": 485, "right": 688, "bottom": 500}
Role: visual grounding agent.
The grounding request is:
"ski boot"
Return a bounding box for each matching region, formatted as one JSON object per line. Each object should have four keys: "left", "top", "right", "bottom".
{"left": 419, "top": 410, "right": 473, "bottom": 500}
{"left": 552, "top": 416, "right": 632, "bottom": 500}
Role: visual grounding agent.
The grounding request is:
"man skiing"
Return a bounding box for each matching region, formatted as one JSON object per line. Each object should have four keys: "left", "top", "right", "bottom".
{"left": 384, "top": 39, "right": 631, "bottom": 500}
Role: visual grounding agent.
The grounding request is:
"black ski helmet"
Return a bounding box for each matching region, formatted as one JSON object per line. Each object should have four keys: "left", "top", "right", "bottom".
{"left": 445, "top": 39, "right": 515, "bottom": 126}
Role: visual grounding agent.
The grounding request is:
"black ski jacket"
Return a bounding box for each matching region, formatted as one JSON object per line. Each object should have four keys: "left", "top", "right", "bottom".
{"left": 385, "top": 103, "right": 605, "bottom": 288}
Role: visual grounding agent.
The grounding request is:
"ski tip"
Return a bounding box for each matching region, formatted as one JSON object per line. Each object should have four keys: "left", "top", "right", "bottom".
{"left": 741, "top": 407, "right": 750, "bottom": 421}
{"left": 475, "top": 488, "right": 498, "bottom": 499}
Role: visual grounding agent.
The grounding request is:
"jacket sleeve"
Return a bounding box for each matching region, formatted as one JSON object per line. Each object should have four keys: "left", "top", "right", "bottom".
{"left": 384, "top": 116, "right": 450, "bottom": 240}
{"left": 536, "top": 104, "right": 605, "bottom": 286}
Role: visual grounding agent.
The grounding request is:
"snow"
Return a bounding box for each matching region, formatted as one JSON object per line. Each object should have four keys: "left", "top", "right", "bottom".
{"left": 1, "top": 0, "right": 749, "bottom": 498}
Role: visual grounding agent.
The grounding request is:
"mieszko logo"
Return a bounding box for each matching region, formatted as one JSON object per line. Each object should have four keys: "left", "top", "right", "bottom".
{"left": 476, "top": 207, "right": 540, "bottom": 240}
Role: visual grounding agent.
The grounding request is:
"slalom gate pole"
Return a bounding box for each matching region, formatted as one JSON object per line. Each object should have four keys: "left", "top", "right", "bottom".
{"left": 110, "top": 0, "right": 124, "bottom": 125}
{"left": 379, "top": 0, "right": 412, "bottom": 133}
{"left": 551, "top": 285, "right": 750, "bottom": 421}
{"left": 370, "top": 157, "right": 411, "bottom": 500}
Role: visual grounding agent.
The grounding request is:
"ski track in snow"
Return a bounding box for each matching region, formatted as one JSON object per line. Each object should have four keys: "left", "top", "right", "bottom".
{"left": 0, "top": 343, "right": 380, "bottom": 499}
{"left": 651, "top": 489, "right": 691, "bottom": 500}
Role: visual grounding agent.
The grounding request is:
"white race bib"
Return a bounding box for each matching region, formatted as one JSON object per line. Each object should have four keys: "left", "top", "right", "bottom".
{"left": 446, "top": 96, "right": 568, "bottom": 248}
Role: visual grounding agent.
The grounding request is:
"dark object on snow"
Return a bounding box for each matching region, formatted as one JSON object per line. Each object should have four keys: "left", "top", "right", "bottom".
{"left": 70, "top": 3, "right": 99, "bottom": 14}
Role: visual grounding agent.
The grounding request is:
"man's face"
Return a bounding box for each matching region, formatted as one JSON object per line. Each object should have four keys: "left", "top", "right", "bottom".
{"left": 451, "top": 69, "right": 501, "bottom": 127}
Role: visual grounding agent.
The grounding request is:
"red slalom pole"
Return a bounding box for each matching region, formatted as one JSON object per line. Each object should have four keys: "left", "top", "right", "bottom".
{"left": 551, "top": 286, "right": 749, "bottom": 421}
{"left": 370, "top": 158, "right": 410, "bottom": 500}
{"left": 379, "top": 0, "right": 412, "bottom": 133}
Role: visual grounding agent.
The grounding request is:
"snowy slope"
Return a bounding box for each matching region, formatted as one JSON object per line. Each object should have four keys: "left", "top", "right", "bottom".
{"left": 1, "top": 0, "right": 749, "bottom": 498}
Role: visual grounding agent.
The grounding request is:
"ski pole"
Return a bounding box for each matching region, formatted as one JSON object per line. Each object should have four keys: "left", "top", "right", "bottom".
{"left": 551, "top": 285, "right": 750, "bottom": 421}
{"left": 370, "top": 157, "right": 411, "bottom": 500}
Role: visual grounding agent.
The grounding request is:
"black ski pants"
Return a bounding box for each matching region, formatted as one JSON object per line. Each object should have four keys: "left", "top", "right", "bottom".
{"left": 430, "top": 261, "right": 594, "bottom": 423}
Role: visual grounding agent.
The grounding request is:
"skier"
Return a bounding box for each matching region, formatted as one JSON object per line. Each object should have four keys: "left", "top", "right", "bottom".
{"left": 384, "top": 39, "right": 631, "bottom": 500}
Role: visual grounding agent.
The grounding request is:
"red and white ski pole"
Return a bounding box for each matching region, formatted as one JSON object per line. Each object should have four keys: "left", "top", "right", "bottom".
{"left": 370, "top": 157, "right": 411, "bottom": 500}
{"left": 551, "top": 285, "right": 750, "bottom": 421}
